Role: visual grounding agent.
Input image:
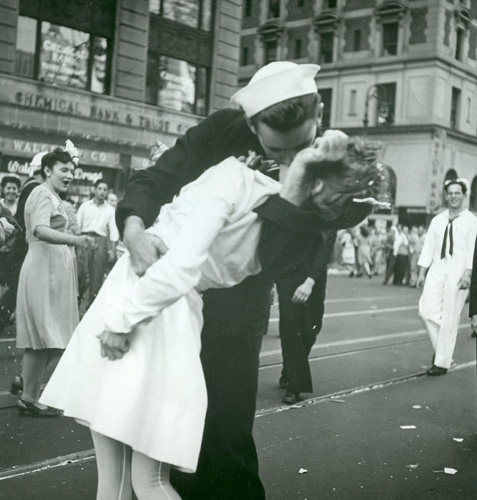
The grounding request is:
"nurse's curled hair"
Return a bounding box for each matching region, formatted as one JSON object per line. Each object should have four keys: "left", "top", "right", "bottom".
{"left": 308, "top": 138, "right": 385, "bottom": 223}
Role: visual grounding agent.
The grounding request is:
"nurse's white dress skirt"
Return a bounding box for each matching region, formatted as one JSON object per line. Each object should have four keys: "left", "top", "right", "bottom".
{"left": 40, "top": 254, "right": 207, "bottom": 473}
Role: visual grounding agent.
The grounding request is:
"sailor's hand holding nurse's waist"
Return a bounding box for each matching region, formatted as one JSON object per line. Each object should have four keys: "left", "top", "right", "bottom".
{"left": 123, "top": 215, "right": 169, "bottom": 276}
{"left": 99, "top": 330, "right": 130, "bottom": 360}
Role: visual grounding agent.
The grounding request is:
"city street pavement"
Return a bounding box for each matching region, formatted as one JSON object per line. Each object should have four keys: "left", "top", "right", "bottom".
{"left": 1, "top": 275, "right": 477, "bottom": 499}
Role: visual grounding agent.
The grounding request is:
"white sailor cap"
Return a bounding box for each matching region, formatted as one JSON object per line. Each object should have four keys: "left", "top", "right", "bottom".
{"left": 30, "top": 151, "right": 48, "bottom": 171}
{"left": 231, "top": 62, "right": 320, "bottom": 118}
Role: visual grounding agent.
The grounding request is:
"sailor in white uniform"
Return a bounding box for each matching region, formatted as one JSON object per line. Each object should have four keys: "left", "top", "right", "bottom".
{"left": 417, "top": 178, "right": 477, "bottom": 375}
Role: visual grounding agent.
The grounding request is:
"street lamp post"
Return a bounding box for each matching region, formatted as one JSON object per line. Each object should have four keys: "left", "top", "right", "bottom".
{"left": 363, "top": 84, "right": 389, "bottom": 135}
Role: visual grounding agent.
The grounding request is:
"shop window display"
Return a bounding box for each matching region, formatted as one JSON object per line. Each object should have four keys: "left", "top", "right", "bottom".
{"left": 147, "top": 55, "right": 209, "bottom": 116}
{"left": 15, "top": 16, "right": 110, "bottom": 94}
{"left": 148, "top": 0, "right": 212, "bottom": 31}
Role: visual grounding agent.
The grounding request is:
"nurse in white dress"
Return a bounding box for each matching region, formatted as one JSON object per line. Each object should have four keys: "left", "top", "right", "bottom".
{"left": 40, "top": 134, "right": 385, "bottom": 500}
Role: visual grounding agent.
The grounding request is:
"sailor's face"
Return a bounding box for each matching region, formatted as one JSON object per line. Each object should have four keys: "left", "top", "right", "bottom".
{"left": 252, "top": 119, "right": 318, "bottom": 167}
{"left": 445, "top": 184, "right": 465, "bottom": 210}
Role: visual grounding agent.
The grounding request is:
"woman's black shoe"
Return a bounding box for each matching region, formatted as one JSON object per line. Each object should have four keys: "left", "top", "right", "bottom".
{"left": 282, "top": 392, "right": 302, "bottom": 405}
{"left": 17, "top": 399, "right": 60, "bottom": 418}
{"left": 10, "top": 375, "right": 23, "bottom": 396}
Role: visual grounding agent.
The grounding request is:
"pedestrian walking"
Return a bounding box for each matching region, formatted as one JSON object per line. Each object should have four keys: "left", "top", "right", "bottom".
{"left": 418, "top": 178, "right": 477, "bottom": 375}
{"left": 356, "top": 225, "right": 373, "bottom": 278}
{"left": 408, "top": 226, "right": 421, "bottom": 286}
{"left": 14, "top": 149, "right": 96, "bottom": 417}
{"left": 76, "top": 179, "right": 119, "bottom": 307}
{"left": 41, "top": 134, "right": 384, "bottom": 499}
{"left": 393, "top": 225, "right": 410, "bottom": 285}
{"left": 340, "top": 229, "right": 356, "bottom": 276}
{"left": 373, "top": 228, "right": 387, "bottom": 276}
{"left": 383, "top": 226, "right": 397, "bottom": 284}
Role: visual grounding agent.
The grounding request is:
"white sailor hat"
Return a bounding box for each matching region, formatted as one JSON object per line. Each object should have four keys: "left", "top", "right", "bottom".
{"left": 30, "top": 151, "right": 48, "bottom": 172}
{"left": 231, "top": 62, "right": 320, "bottom": 118}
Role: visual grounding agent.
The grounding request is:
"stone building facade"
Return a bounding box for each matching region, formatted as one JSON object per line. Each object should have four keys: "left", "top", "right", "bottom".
{"left": 0, "top": 0, "right": 241, "bottom": 202}
{"left": 239, "top": 0, "right": 477, "bottom": 226}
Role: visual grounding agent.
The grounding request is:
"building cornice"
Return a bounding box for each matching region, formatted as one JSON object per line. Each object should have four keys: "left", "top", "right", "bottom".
{"left": 258, "top": 20, "right": 284, "bottom": 41}
{"left": 375, "top": 0, "right": 409, "bottom": 21}
{"left": 312, "top": 10, "right": 343, "bottom": 32}
{"left": 341, "top": 124, "right": 477, "bottom": 146}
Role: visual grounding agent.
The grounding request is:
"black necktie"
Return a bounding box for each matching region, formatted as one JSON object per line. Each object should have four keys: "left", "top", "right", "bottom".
{"left": 441, "top": 218, "right": 454, "bottom": 259}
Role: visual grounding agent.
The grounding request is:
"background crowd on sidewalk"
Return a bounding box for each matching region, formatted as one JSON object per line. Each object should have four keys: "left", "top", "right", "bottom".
{"left": 335, "top": 223, "right": 428, "bottom": 286}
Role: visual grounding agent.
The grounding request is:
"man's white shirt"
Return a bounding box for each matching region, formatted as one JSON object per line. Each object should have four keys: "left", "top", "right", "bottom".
{"left": 76, "top": 199, "right": 119, "bottom": 242}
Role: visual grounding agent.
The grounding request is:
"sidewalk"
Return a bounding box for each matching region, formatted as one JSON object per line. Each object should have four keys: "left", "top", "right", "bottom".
{"left": 1, "top": 366, "right": 476, "bottom": 500}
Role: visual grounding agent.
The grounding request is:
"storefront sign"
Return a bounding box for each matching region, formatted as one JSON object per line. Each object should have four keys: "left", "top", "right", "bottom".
{"left": 2, "top": 157, "right": 34, "bottom": 179}
{"left": 2, "top": 76, "right": 199, "bottom": 136}
{"left": 0, "top": 138, "right": 120, "bottom": 168}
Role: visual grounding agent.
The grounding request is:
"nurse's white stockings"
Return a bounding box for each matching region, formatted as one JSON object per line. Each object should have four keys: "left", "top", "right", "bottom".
{"left": 91, "top": 431, "right": 182, "bottom": 500}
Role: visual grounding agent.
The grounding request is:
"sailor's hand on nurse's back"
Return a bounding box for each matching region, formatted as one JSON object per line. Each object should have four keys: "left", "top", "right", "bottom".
{"left": 124, "top": 216, "right": 169, "bottom": 276}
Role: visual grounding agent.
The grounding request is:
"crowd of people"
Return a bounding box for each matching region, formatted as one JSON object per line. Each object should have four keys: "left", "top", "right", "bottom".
{"left": 0, "top": 147, "right": 120, "bottom": 416}
{"left": 337, "top": 223, "right": 428, "bottom": 286}
{"left": 1, "top": 61, "right": 477, "bottom": 500}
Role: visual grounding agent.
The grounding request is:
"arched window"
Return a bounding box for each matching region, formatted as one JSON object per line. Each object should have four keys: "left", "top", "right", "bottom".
{"left": 470, "top": 176, "right": 477, "bottom": 213}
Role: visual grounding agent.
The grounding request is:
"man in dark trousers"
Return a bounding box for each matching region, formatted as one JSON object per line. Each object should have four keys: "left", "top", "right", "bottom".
{"left": 469, "top": 236, "right": 477, "bottom": 338}
{"left": 276, "top": 229, "right": 336, "bottom": 404}
{"left": 116, "top": 62, "right": 371, "bottom": 500}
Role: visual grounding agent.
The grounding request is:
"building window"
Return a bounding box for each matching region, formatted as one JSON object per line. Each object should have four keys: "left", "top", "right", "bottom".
{"left": 241, "top": 47, "right": 249, "bottom": 66}
{"left": 319, "top": 88, "right": 332, "bottom": 129}
{"left": 295, "top": 39, "right": 303, "bottom": 59}
{"left": 325, "top": 0, "right": 337, "bottom": 8}
{"left": 455, "top": 28, "right": 465, "bottom": 60}
{"left": 245, "top": 0, "right": 252, "bottom": 17}
{"left": 349, "top": 89, "right": 357, "bottom": 115}
{"left": 467, "top": 97, "right": 472, "bottom": 122}
{"left": 353, "top": 30, "right": 362, "bottom": 51}
{"left": 148, "top": 0, "right": 213, "bottom": 31}
{"left": 378, "top": 83, "right": 396, "bottom": 124}
{"left": 14, "top": 16, "right": 36, "bottom": 78}
{"left": 264, "top": 40, "right": 278, "bottom": 63}
{"left": 450, "top": 87, "right": 461, "bottom": 128}
{"left": 268, "top": 0, "right": 280, "bottom": 18}
{"left": 320, "top": 32, "right": 334, "bottom": 63}
{"left": 298, "top": 0, "right": 305, "bottom": 7}
{"left": 382, "top": 22, "right": 398, "bottom": 55}
{"left": 146, "top": 54, "right": 208, "bottom": 115}
{"left": 15, "top": 15, "right": 110, "bottom": 94}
